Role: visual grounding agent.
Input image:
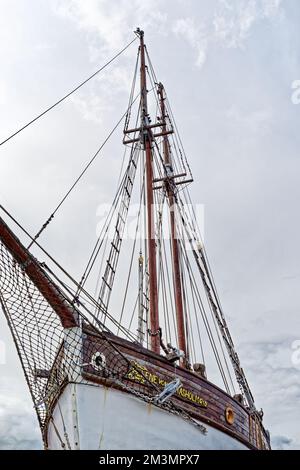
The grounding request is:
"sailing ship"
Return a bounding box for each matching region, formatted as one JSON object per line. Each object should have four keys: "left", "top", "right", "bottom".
{"left": 0, "top": 29, "right": 271, "bottom": 450}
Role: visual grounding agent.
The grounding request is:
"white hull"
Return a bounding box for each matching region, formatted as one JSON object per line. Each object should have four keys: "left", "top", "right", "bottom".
{"left": 47, "top": 383, "right": 248, "bottom": 450}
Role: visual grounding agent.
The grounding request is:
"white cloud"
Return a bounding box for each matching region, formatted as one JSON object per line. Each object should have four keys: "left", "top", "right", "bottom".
{"left": 69, "top": 63, "right": 136, "bottom": 124}
{"left": 54, "top": 0, "right": 167, "bottom": 59}
{"left": 70, "top": 93, "right": 109, "bottom": 124}
{"left": 214, "top": 0, "right": 283, "bottom": 49}
{"left": 172, "top": 18, "right": 208, "bottom": 68}
{"left": 271, "top": 435, "right": 293, "bottom": 450}
{"left": 53, "top": 0, "right": 168, "bottom": 123}
{"left": 241, "top": 339, "right": 300, "bottom": 449}
{"left": 0, "top": 379, "right": 41, "bottom": 450}
{"left": 0, "top": 81, "right": 7, "bottom": 105}
{"left": 214, "top": 0, "right": 258, "bottom": 48}
{"left": 172, "top": 0, "right": 284, "bottom": 68}
{"left": 225, "top": 105, "right": 272, "bottom": 133}
{"left": 262, "top": 0, "right": 283, "bottom": 19}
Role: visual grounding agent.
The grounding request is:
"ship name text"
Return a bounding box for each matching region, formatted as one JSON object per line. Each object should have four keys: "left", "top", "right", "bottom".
{"left": 127, "top": 361, "right": 208, "bottom": 408}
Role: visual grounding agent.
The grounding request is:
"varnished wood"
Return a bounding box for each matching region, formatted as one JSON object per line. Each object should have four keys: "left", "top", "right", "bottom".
{"left": 80, "top": 327, "right": 270, "bottom": 450}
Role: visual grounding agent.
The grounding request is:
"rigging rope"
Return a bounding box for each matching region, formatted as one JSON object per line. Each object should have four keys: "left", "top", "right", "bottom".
{"left": 74, "top": 169, "right": 128, "bottom": 298}
{"left": 0, "top": 36, "right": 137, "bottom": 147}
{"left": 0, "top": 204, "right": 138, "bottom": 342}
{"left": 27, "top": 92, "right": 140, "bottom": 250}
{"left": 116, "top": 159, "right": 144, "bottom": 332}
{"left": 1, "top": 32, "right": 254, "bottom": 405}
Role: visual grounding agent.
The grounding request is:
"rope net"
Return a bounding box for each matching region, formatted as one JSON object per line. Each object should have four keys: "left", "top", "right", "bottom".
{"left": 0, "top": 239, "right": 65, "bottom": 429}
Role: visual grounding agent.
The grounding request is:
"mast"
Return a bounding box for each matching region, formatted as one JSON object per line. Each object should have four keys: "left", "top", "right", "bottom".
{"left": 138, "top": 29, "right": 160, "bottom": 354}
{"left": 157, "top": 83, "right": 187, "bottom": 363}
{"left": 137, "top": 252, "right": 145, "bottom": 344}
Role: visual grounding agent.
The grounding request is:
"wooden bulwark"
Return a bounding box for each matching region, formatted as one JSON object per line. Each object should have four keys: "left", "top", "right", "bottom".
{"left": 81, "top": 327, "right": 271, "bottom": 450}
{"left": 0, "top": 216, "right": 78, "bottom": 329}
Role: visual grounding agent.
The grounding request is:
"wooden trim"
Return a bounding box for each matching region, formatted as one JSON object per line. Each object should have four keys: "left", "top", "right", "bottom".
{"left": 80, "top": 327, "right": 270, "bottom": 450}
{"left": 0, "top": 216, "right": 77, "bottom": 328}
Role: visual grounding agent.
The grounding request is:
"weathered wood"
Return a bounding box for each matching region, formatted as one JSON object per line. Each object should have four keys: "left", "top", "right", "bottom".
{"left": 80, "top": 327, "right": 270, "bottom": 450}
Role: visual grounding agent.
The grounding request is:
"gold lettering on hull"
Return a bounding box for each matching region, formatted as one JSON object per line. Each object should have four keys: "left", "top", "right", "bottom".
{"left": 127, "top": 361, "right": 208, "bottom": 408}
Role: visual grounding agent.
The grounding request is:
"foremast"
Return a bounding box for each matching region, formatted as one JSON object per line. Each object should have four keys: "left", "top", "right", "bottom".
{"left": 136, "top": 30, "right": 188, "bottom": 362}
{"left": 138, "top": 29, "right": 160, "bottom": 354}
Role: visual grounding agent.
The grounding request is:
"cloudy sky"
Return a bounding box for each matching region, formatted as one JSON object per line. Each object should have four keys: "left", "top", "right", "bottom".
{"left": 0, "top": 0, "right": 299, "bottom": 450}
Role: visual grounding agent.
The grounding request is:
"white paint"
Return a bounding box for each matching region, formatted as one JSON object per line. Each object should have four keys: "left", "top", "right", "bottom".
{"left": 63, "top": 326, "right": 82, "bottom": 381}
{"left": 47, "top": 382, "right": 248, "bottom": 450}
{"left": 70, "top": 383, "right": 80, "bottom": 450}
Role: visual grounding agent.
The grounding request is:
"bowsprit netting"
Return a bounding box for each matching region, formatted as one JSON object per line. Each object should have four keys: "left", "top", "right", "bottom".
{"left": 0, "top": 238, "right": 66, "bottom": 429}
{"left": 0, "top": 234, "right": 133, "bottom": 431}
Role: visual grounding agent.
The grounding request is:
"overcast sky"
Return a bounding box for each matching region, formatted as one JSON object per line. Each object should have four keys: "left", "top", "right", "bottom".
{"left": 0, "top": 0, "right": 299, "bottom": 450}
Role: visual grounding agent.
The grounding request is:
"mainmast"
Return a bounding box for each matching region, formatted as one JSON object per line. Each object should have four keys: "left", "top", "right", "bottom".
{"left": 137, "top": 29, "right": 160, "bottom": 354}
{"left": 158, "top": 83, "right": 187, "bottom": 363}
{"left": 137, "top": 252, "right": 145, "bottom": 344}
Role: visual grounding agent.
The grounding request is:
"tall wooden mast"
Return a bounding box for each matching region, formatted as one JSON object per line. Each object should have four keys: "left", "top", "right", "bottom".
{"left": 158, "top": 83, "right": 187, "bottom": 363}
{"left": 138, "top": 29, "right": 160, "bottom": 354}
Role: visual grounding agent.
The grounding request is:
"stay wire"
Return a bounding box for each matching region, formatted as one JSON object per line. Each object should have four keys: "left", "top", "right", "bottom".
{"left": 27, "top": 92, "right": 140, "bottom": 250}
{"left": 0, "top": 204, "right": 136, "bottom": 342}
{"left": 0, "top": 36, "right": 137, "bottom": 148}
